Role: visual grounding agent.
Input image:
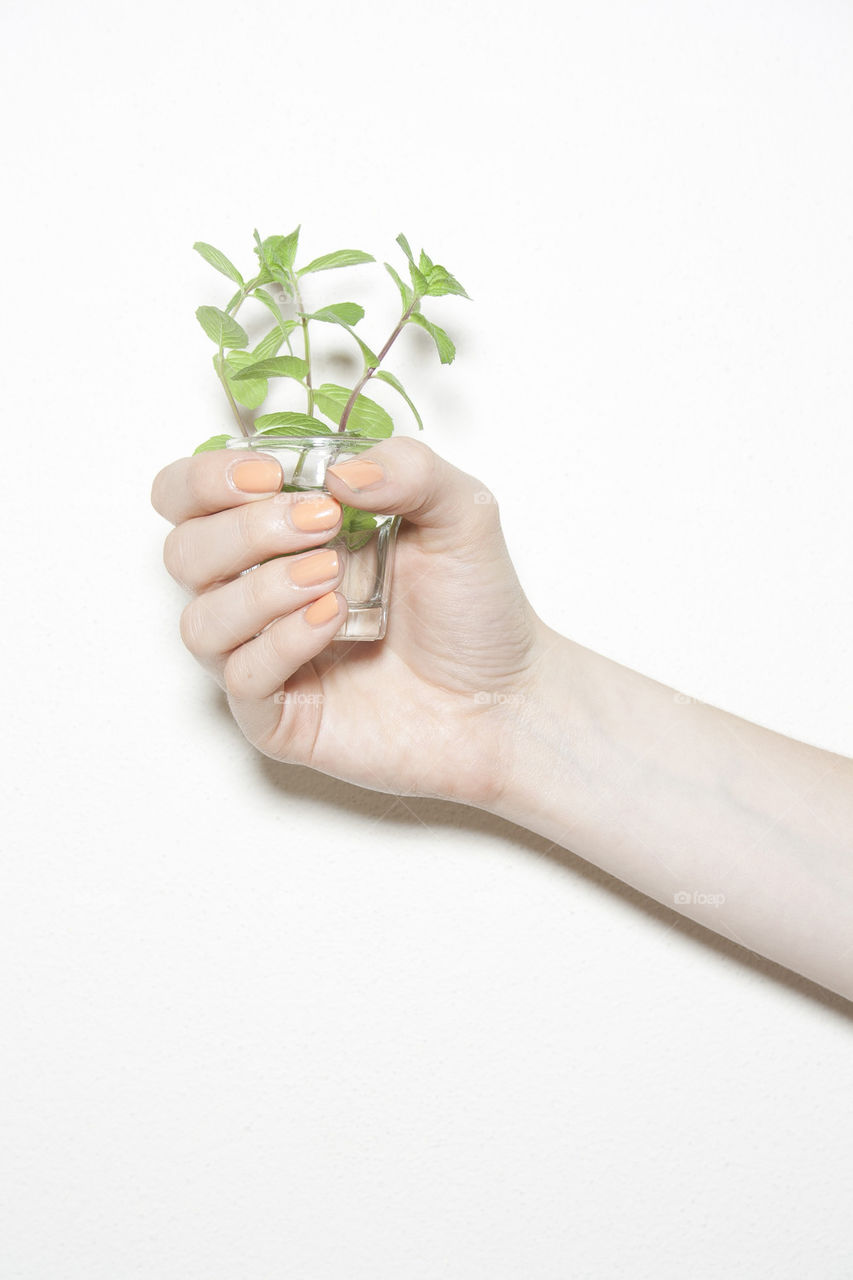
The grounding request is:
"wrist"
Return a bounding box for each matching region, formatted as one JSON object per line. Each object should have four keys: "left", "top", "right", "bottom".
{"left": 484, "top": 621, "right": 599, "bottom": 836}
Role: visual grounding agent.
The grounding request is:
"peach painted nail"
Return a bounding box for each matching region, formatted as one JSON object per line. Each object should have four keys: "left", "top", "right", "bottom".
{"left": 326, "top": 458, "right": 385, "bottom": 492}
{"left": 304, "top": 591, "right": 340, "bottom": 627}
{"left": 232, "top": 458, "right": 282, "bottom": 493}
{"left": 290, "top": 494, "right": 341, "bottom": 532}
{"left": 290, "top": 549, "right": 339, "bottom": 587}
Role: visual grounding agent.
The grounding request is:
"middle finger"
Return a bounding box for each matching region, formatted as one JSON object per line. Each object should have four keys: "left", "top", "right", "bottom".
{"left": 163, "top": 491, "right": 343, "bottom": 592}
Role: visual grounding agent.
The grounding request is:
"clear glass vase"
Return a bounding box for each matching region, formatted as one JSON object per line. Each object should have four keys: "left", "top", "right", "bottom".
{"left": 225, "top": 433, "right": 400, "bottom": 642}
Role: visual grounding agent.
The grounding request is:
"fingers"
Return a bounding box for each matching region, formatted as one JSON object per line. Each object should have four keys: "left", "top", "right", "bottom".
{"left": 179, "top": 547, "right": 345, "bottom": 668}
{"left": 324, "top": 436, "right": 501, "bottom": 543}
{"left": 163, "top": 491, "right": 342, "bottom": 593}
{"left": 222, "top": 590, "right": 347, "bottom": 703}
{"left": 151, "top": 448, "right": 284, "bottom": 525}
{"left": 155, "top": 437, "right": 497, "bottom": 596}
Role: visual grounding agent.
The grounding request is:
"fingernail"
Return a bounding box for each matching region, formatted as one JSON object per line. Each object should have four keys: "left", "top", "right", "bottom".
{"left": 290, "top": 549, "right": 339, "bottom": 587}
{"left": 290, "top": 494, "right": 341, "bottom": 532}
{"left": 232, "top": 458, "right": 282, "bottom": 493}
{"left": 304, "top": 591, "right": 340, "bottom": 627}
{"left": 326, "top": 458, "right": 385, "bottom": 492}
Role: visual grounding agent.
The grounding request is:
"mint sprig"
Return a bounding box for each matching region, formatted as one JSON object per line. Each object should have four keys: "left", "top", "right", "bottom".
{"left": 193, "top": 227, "right": 469, "bottom": 443}
{"left": 193, "top": 226, "right": 470, "bottom": 550}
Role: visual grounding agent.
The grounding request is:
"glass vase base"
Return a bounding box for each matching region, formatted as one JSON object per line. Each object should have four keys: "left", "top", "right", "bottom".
{"left": 334, "top": 602, "right": 389, "bottom": 642}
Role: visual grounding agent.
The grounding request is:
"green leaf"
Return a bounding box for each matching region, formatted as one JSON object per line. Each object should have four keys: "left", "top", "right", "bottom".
{"left": 193, "top": 434, "right": 232, "bottom": 454}
{"left": 340, "top": 505, "right": 379, "bottom": 552}
{"left": 222, "top": 351, "right": 268, "bottom": 409}
{"left": 255, "top": 412, "right": 334, "bottom": 437}
{"left": 307, "top": 302, "right": 365, "bottom": 326}
{"left": 229, "top": 382, "right": 267, "bottom": 410}
{"left": 305, "top": 306, "right": 378, "bottom": 367}
{"left": 372, "top": 369, "right": 424, "bottom": 431}
{"left": 384, "top": 262, "right": 414, "bottom": 309}
{"left": 423, "top": 264, "right": 471, "bottom": 299}
{"left": 251, "top": 325, "right": 288, "bottom": 361}
{"left": 253, "top": 228, "right": 299, "bottom": 290}
{"left": 297, "top": 249, "right": 375, "bottom": 276}
{"left": 254, "top": 287, "right": 283, "bottom": 320}
{"left": 408, "top": 260, "right": 429, "bottom": 295}
{"left": 313, "top": 383, "right": 394, "bottom": 438}
{"left": 225, "top": 272, "right": 279, "bottom": 315}
{"left": 407, "top": 312, "right": 456, "bottom": 364}
{"left": 267, "top": 228, "right": 301, "bottom": 271}
{"left": 418, "top": 249, "right": 434, "bottom": 275}
{"left": 193, "top": 241, "right": 243, "bottom": 284}
{"left": 253, "top": 288, "right": 297, "bottom": 336}
{"left": 230, "top": 355, "right": 308, "bottom": 382}
{"left": 196, "top": 306, "right": 249, "bottom": 349}
{"left": 396, "top": 232, "right": 415, "bottom": 264}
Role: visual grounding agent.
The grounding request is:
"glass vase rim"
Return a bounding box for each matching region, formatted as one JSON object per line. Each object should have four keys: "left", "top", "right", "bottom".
{"left": 225, "top": 431, "right": 380, "bottom": 447}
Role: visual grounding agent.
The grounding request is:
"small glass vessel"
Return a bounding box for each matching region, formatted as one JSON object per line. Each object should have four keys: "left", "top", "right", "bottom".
{"left": 226, "top": 433, "right": 400, "bottom": 641}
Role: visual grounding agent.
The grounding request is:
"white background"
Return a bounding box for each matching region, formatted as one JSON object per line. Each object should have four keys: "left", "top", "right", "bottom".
{"left": 2, "top": 0, "right": 852, "bottom": 1276}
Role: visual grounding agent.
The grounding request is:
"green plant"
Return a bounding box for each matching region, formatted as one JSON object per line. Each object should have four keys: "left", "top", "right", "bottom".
{"left": 193, "top": 226, "right": 469, "bottom": 441}
{"left": 192, "top": 226, "right": 469, "bottom": 550}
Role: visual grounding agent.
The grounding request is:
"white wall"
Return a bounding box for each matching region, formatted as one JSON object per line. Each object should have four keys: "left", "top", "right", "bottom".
{"left": 2, "top": 0, "right": 852, "bottom": 1276}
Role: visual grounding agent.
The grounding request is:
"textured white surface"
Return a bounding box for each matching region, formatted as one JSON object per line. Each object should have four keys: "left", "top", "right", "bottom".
{"left": 2, "top": 0, "right": 852, "bottom": 1276}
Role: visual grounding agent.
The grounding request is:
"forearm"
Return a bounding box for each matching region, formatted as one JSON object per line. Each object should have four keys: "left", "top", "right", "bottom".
{"left": 494, "top": 627, "right": 853, "bottom": 1001}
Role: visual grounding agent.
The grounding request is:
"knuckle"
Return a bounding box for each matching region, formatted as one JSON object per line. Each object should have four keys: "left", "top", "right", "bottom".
{"left": 472, "top": 485, "right": 500, "bottom": 520}
{"left": 385, "top": 435, "right": 437, "bottom": 474}
{"left": 234, "top": 499, "right": 263, "bottom": 556}
{"left": 150, "top": 468, "right": 168, "bottom": 517}
{"left": 178, "top": 599, "right": 208, "bottom": 657}
{"left": 448, "top": 478, "right": 501, "bottom": 544}
{"left": 241, "top": 561, "right": 272, "bottom": 615}
{"left": 184, "top": 458, "right": 210, "bottom": 511}
{"left": 386, "top": 437, "right": 443, "bottom": 515}
{"left": 162, "top": 526, "right": 192, "bottom": 587}
{"left": 222, "top": 645, "right": 251, "bottom": 701}
{"left": 263, "top": 615, "right": 292, "bottom": 666}
{"left": 471, "top": 499, "right": 501, "bottom": 541}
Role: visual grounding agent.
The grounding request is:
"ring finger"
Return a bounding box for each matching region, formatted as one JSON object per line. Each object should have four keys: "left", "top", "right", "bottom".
{"left": 180, "top": 545, "right": 346, "bottom": 670}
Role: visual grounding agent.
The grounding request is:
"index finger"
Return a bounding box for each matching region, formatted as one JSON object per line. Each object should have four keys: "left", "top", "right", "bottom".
{"left": 150, "top": 448, "right": 284, "bottom": 526}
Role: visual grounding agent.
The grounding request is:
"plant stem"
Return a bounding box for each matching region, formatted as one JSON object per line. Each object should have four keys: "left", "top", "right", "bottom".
{"left": 227, "top": 273, "right": 268, "bottom": 318}
{"left": 230, "top": 276, "right": 296, "bottom": 357}
{"left": 216, "top": 349, "right": 249, "bottom": 437}
{"left": 291, "top": 274, "right": 315, "bottom": 416}
{"left": 337, "top": 297, "right": 418, "bottom": 433}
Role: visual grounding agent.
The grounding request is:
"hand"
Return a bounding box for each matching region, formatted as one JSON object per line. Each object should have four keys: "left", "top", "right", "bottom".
{"left": 151, "top": 437, "right": 546, "bottom": 807}
{"left": 152, "top": 437, "right": 853, "bottom": 1000}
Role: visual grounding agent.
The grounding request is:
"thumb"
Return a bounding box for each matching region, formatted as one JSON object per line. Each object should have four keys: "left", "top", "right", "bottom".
{"left": 324, "top": 437, "right": 500, "bottom": 545}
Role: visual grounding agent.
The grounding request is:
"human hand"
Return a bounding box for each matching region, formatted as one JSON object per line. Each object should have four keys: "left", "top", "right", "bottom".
{"left": 151, "top": 438, "right": 546, "bottom": 807}
{"left": 152, "top": 436, "right": 853, "bottom": 1001}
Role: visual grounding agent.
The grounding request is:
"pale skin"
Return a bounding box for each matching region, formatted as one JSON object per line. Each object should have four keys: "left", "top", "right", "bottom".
{"left": 151, "top": 437, "right": 853, "bottom": 1003}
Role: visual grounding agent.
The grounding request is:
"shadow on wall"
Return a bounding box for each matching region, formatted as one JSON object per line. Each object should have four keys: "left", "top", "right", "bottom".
{"left": 239, "top": 783, "right": 852, "bottom": 1026}
{"left": 203, "top": 685, "right": 853, "bottom": 1022}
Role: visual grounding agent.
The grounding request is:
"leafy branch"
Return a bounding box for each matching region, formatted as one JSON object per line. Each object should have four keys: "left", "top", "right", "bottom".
{"left": 193, "top": 227, "right": 469, "bottom": 445}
